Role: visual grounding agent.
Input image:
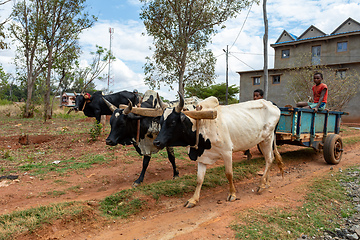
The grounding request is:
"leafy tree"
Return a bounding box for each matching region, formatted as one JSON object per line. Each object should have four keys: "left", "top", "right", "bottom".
{"left": 0, "top": 65, "right": 10, "bottom": 99}
{"left": 140, "top": 0, "right": 256, "bottom": 95}
{"left": 0, "top": 0, "right": 11, "bottom": 49}
{"left": 74, "top": 45, "right": 114, "bottom": 92}
{"left": 10, "top": 0, "right": 50, "bottom": 118}
{"left": 38, "top": 0, "right": 96, "bottom": 120}
{"left": 286, "top": 53, "right": 360, "bottom": 111}
{"left": 9, "top": 0, "right": 96, "bottom": 120}
{"left": 185, "top": 82, "right": 239, "bottom": 104}
{"left": 57, "top": 45, "right": 112, "bottom": 94}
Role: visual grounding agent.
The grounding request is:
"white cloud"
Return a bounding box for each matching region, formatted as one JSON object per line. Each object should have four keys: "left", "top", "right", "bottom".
{"left": 1, "top": 0, "right": 360, "bottom": 101}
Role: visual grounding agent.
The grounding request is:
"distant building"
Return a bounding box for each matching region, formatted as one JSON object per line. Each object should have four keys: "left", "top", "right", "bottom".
{"left": 237, "top": 17, "right": 360, "bottom": 122}
{"left": 59, "top": 93, "right": 77, "bottom": 107}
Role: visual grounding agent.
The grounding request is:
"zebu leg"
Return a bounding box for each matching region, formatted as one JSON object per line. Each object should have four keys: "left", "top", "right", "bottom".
{"left": 166, "top": 147, "right": 179, "bottom": 179}
{"left": 224, "top": 152, "right": 236, "bottom": 202}
{"left": 132, "top": 155, "right": 151, "bottom": 188}
{"left": 257, "top": 135, "right": 274, "bottom": 193}
{"left": 184, "top": 162, "right": 207, "bottom": 208}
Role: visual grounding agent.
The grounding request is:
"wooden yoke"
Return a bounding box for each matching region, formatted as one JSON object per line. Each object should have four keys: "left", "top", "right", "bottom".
{"left": 185, "top": 106, "right": 217, "bottom": 149}
{"left": 119, "top": 104, "right": 163, "bottom": 117}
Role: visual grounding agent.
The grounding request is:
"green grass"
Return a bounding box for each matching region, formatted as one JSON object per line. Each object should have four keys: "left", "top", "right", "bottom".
{"left": 0, "top": 202, "right": 88, "bottom": 240}
{"left": 46, "top": 190, "right": 66, "bottom": 197}
{"left": 100, "top": 190, "right": 147, "bottom": 218}
{"left": 343, "top": 135, "right": 360, "bottom": 145}
{"left": 230, "top": 167, "right": 357, "bottom": 240}
{"left": 18, "top": 154, "right": 108, "bottom": 176}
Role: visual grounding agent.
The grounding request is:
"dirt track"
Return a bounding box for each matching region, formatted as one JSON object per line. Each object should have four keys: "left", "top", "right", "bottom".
{"left": 0, "top": 118, "right": 359, "bottom": 239}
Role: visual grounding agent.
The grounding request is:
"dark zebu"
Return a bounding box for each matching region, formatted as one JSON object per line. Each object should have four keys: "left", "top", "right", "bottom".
{"left": 70, "top": 91, "right": 140, "bottom": 123}
{"left": 104, "top": 90, "right": 199, "bottom": 187}
{"left": 154, "top": 95, "right": 284, "bottom": 208}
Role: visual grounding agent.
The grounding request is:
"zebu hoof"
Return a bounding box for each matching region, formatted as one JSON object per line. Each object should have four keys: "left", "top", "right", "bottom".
{"left": 256, "top": 184, "right": 270, "bottom": 194}
{"left": 172, "top": 175, "right": 179, "bottom": 180}
{"left": 256, "top": 185, "right": 267, "bottom": 194}
{"left": 132, "top": 182, "right": 141, "bottom": 188}
{"left": 227, "top": 194, "right": 237, "bottom": 202}
{"left": 184, "top": 200, "right": 197, "bottom": 208}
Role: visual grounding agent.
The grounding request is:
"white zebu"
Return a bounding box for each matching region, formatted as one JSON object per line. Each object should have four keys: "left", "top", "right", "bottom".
{"left": 154, "top": 96, "right": 284, "bottom": 208}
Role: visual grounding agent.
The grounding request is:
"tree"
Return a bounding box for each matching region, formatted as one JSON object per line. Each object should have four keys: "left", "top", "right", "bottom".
{"left": 0, "top": 65, "right": 10, "bottom": 99}
{"left": 286, "top": 54, "right": 360, "bottom": 111}
{"left": 140, "top": 0, "right": 256, "bottom": 95}
{"left": 9, "top": 0, "right": 96, "bottom": 120}
{"left": 38, "top": 0, "right": 96, "bottom": 120}
{"left": 10, "top": 0, "right": 46, "bottom": 118}
{"left": 0, "top": 0, "right": 11, "bottom": 49}
{"left": 185, "top": 82, "right": 239, "bottom": 104}
{"left": 74, "top": 45, "right": 114, "bottom": 92}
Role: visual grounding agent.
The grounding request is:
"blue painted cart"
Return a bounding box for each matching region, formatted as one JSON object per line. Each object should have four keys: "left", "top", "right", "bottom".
{"left": 276, "top": 107, "right": 348, "bottom": 164}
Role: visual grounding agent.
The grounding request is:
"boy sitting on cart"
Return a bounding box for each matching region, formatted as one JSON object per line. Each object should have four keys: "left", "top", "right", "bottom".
{"left": 296, "top": 72, "right": 328, "bottom": 113}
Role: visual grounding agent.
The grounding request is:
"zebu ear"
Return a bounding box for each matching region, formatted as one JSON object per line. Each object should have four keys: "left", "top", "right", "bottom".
{"left": 180, "top": 113, "right": 187, "bottom": 122}
{"left": 102, "top": 97, "right": 117, "bottom": 113}
{"left": 123, "top": 100, "right": 133, "bottom": 115}
{"left": 175, "top": 91, "right": 184, "bottom": 113}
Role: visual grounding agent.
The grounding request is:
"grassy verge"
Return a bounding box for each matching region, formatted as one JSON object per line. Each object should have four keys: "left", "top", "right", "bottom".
{"left": 230, "top": 166, "right": 358, "bottom": 239}
{"left": 0, "top": 202, "right": 90, "bottom": 240}
{"left": 18, "top": 154, "right": 108, "bottom": 175}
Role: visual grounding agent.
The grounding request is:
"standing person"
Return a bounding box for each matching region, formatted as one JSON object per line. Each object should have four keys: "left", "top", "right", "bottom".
{"left": 296, "top": 72, "right": 328, "bottom": 113}
{"left": 244, "top": 89, "right": 265, "bottom": 160}
{"left": 253, "top": 88, "right": 264, "bottom": 100}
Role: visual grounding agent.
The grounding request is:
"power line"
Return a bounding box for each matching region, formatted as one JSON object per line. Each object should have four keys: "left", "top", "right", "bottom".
{"left": 229, "top": 53, "right": 256, "bottom": 70}
{"left": 230, "top": 2, "right": 254, "bottom": 50}
{"left": 231, "top": 51, "right": 275, "bottom": 56}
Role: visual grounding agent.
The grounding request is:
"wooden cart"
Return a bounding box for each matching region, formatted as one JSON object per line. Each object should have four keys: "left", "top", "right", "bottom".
{"left": 276, "top": 107, "right": 348, "bottom": 164}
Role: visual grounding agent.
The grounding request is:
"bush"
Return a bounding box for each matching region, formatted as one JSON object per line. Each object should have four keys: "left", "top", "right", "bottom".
{"left": 0, "top": 99, "right": 12, "bottom": 106}
{"left": 89, "top": 121, "right": 102, "bottom": 141}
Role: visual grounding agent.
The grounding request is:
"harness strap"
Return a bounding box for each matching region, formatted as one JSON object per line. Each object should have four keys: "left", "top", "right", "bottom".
{"left": 82, "top": 101, "right": 87, "bottom": 111}
{"left": 190, "top": 119, "right": 200, "bottom": 150}
{"left": 136, "top": 96, "right": 143, "bottom": 144}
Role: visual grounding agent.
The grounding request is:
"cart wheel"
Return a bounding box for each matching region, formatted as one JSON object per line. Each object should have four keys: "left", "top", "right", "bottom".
{"left": 323, "top": 134, "right": 343, "bottom": 165}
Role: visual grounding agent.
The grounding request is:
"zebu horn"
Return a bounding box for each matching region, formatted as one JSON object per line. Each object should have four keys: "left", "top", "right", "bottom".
{"left": 73, "top": 91, "right": 77, "bottom": 96}
{"left": 102, "top": 97, "right": 117, "bottom": 113}
{"left": 175, "top": 91, "right": 184, "bottom": 113}
{"left": 123, "top": 99, "right": 133, "bottom": 115}
{"left": 157, "top": 93, "right": 167, "bottom": 110}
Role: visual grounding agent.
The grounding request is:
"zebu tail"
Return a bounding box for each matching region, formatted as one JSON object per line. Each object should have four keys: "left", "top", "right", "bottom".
{"left": 273, "top": 137, "right": 284, "bottom": 177}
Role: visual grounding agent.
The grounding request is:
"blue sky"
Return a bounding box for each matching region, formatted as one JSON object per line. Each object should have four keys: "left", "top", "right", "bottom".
{"left": 1, "top": 0, "right": 360, "bottom": 100}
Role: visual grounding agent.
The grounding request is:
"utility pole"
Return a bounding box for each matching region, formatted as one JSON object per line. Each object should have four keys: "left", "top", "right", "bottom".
{"left": 223, "top": 45, "right": 229, "bottom": 105}
{"left": 108, "top": 27, "right": 114, "bottom": 93}
{"left": 263, "top": 0, "right": 269, "bottom": 99}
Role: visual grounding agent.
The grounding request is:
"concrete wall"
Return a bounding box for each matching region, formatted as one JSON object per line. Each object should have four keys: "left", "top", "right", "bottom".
{"left": 273, "top": 33, "right": 360, "bottom": 69}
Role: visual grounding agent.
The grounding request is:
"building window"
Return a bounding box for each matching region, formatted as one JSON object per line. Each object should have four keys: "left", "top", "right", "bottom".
{"left": 337, "top": 41, "right": 348, "bottom": 52}
{"left": 281, "top": 49, "right": 290, "bottom": 58}
{"left": 312, "top": 45, "right": 321, "bottom": 65}
{"left": 336, "top": 70, "right": 346, "bottom": 79}
{"left": 272, "top": 75, "right": 281, "bottom": 84}
{"left": 253, "top": 77, "right": 260, "bottom": 85}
